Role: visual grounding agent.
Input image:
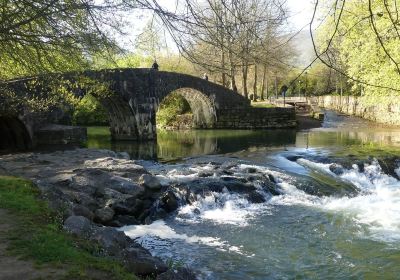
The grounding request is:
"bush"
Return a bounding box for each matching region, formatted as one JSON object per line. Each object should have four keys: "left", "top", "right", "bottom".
{"left": 156, "top": 92, "right": 191, "bottom": 127}
{"left": 72, "top": 94, "right": 109, "bottom": 126}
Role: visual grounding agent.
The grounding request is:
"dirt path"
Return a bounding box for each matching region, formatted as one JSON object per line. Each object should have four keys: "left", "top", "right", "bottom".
{"left": 0, "top": 209, "right": 67, "bottom": 280}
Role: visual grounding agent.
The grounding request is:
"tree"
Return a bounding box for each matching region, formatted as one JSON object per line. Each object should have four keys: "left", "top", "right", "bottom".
{"left": 147, "top": 0, "right": 293, "bottom": 99}
{"left": 314, "top": 0, "right": 400, "bottom": 96}
{"left": 0, "top": 0, "right": 142, "bottom": 80}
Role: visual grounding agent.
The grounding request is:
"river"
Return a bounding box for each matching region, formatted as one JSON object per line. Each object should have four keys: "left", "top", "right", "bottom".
{"left": 87, "top": 110, "right": 400, "bottom": 279}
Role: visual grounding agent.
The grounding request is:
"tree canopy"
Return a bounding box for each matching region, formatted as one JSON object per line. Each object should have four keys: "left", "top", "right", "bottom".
{"left": 315, "top": 0, "right": 400, "bottom": 96}
{"left": 0, "top": 0, "right": 140, "bottom": 79}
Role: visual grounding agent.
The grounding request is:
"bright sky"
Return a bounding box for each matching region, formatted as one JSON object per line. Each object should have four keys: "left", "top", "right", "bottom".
{"left": 120, "top": 0, "right": 315, "bottom": 52}
{"left": 286, "top": 0, "right": 315, "bottom": 30}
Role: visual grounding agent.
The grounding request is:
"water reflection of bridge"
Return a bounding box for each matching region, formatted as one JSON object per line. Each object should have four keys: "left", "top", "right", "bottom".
{"left": 87, "top": 129, "right": 298, "bottom": 161}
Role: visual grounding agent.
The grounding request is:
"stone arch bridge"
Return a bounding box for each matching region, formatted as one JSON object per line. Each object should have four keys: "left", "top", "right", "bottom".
{"left": 1, "top": 68, "right": 296, "bottom": 148}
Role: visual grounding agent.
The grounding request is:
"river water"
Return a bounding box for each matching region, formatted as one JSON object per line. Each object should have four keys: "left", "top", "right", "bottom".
{"left": 87, "top": 111, "right": 400, "bottom": 279}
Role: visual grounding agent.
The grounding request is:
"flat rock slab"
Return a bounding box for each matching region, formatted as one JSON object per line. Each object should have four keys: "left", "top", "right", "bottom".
{"left": 0, "top": 149, "right": 149, "bottom": 224}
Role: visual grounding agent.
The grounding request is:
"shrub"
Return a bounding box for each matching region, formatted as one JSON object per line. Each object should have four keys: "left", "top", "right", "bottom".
{"left": 72, "top": 94, "right": 109, "bottom": 126}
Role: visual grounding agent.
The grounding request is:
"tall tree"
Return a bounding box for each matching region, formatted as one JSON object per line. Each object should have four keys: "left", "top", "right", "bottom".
{"left": 0, "top": 0, "right": 140, "bottom": 79}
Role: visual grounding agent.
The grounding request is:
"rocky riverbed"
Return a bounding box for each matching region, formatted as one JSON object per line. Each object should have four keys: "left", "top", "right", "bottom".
{"left": 0, "top": 148, "right": 284, "bottom": 279}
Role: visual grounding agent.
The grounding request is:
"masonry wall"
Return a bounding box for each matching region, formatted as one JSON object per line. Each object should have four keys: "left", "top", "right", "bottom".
{"left": 216, "top": 107, "right": 297, "bottom": 129}
{"left": 313, "top": 95, "right": 400, "bottom": 126}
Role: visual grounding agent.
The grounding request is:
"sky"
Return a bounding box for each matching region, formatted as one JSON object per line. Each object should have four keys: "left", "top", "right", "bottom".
{"left": 286, "top": 0, "right": 315, "bottom": 30}
{"left": 121, "top": 0, "right": 316, "bottom": 61}
{"left": 153, "top": 0, "right": 315, "bottom": 30}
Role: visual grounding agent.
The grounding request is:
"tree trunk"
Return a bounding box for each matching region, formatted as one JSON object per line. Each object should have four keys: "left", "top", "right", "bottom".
{"left": 242, "top": 61, "right": 248, "bottom": 98}
{"left": 229, "top": 50, "right": 237, "bottom": 92}
{"left": 274, "top": 74, "right": 278, "bottom": 99}
{"left": 253, "top": 64, "right": 258, "bottom": 101}
{"left": 260, "top": 64, "right": 267, "bottom": 101}
{"left": 221, "top": 50, "right": 227, "bottom": 87}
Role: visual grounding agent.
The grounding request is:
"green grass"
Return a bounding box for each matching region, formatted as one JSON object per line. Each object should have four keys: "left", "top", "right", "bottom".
{"left": 0, "top": 175, "right": 137, "bottom": 280}
{"left": 86, "top": 126, "right": 111, "bottom": 137}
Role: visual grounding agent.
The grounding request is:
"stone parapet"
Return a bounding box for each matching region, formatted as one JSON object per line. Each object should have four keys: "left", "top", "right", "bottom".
{"left": 216, "top": 107, "right": 297, "bottom": 129}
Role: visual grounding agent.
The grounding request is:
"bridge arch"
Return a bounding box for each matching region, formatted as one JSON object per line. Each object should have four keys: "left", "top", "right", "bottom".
{"left": 0, "top": 116, "right": 32, "bottom": 151}
{"left": 94, "top": 95, "right": 138, "bottom": 141}
{"left": 157, "top": 88, "right": 217, "bottom": 129}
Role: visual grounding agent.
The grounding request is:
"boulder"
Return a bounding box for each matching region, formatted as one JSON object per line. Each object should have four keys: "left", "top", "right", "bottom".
{"left": 114, "top": 215, "right": 140, "bottom": 226}
{"left": 94, "top": 207, "right": 115, "bottom": 224}
{"left": 139, "top": 174, "right": 162, "bottom": 190}
{"left": 122, "top": 247, "right": 168, "bottom": 276}
{"left": 63, "top": 216, "right": 92, "bottom": 237}
{"left": 102, "top": 188, "right": 132, "bottom": 205}
{"left": 378, "top": 157, "right": 400, "bottom": 179}
{"left": 45, "top": 173, "right": 74, "bottom": 186}
{"left": 246, "top": 167, "right": 257, "bottom": 173}
{"left": 69, "top": 191, "right": 99, "bottom": 211}
{"left": 198, "top": 172, "right": 213, "bottom": 178}
{"left": 329, "top": 163, "right": 344, "bottom": 176}
{"left": 112, "top": 198, "right": 144, "bottom": 216}
{"left": 84, "top": 157, "right": 146, "bottom": 175}
{"left": 107, "top": 175, "right": 144, "bottom": 195}
{"left": 156, "top": 268, "right": 197, "bottom": 280}
{"left": 223, "top": 180, "right": 255, "bottom": 193}
{"left": 90, "top": 227, "right": 130, "bottom": 256}
{"left": 150, "top": 208, "right": 168, "bottom": 222}
{"left": 73, "top": 205, "right": 94, "bottom": 220}
{"left": 267, "top": 174, "right": 277, "bottom": 183}
{"left": 160, "top": 191, "right": 179, "bottom": 213}
{"left": 262, "top": 180, "right": 281, "bottom": 196}
{"left": 246, "top": 191, "right": 266, "bottom": 204}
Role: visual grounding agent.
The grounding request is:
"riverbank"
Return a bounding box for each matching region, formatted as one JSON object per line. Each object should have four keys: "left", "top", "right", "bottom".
{"left": 0, "top": 148, "right": 286, "bottom": 279}
{"left": 0, "top": 149, "right": 196, "bottom": 279}
{"left": 313, "top": 95, "right": 400, "bottom": 126}
{"left": 0, "top": 175, "right": 135, "bottom": 280}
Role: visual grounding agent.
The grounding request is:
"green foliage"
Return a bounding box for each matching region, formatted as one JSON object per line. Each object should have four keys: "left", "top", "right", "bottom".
{"left": 317, "top": 0, "right": 400, "bottom": 97}
{"left": 92, "top": 52, "right": 197, "bottom": 75}
{"left": 0, "top": 175, "right": 136, "bottom": 279}
{"left": 156, "top": 92, "right": 191, "bottom": 127}
{"left": 92, "top": 53, "right": 152, "bottom": 70}
{"left": 1, "top": 75, "right": 114, "bottom": 119}
{"left": 73, "top": 95, "right": 109, "bottom": 126}
{"left": 0, "top": 1, "right": 125, "bottom": 80}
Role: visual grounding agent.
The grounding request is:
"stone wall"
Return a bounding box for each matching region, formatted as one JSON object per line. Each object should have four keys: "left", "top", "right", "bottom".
{"left": 35, "top": 124, "right": 87, "bottom": 146}
{"left": 216, "top": 107, "right": 297, "bottom": 129}
{"left": 313, "top": 95, "right": 400, "bottom": 126}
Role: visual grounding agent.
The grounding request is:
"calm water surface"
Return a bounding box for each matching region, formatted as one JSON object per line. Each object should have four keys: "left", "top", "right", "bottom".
{"left": 87, "top": 111, "right": 400, "bottom": 279}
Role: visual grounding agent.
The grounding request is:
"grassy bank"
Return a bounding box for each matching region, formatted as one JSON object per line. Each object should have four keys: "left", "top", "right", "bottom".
{"left": 0, "top": 175, "right": 136, "bottom": 280}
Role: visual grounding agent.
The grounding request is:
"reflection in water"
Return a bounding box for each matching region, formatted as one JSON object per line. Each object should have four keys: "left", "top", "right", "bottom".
{"left": 87, "top": 127, "right": 297, "bottom": 161}
{"left": 86, "top": 110, "right": 400, "bottom": 161}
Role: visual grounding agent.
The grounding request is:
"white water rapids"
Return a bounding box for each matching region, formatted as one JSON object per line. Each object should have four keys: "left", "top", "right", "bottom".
{"left": 121, "top": 157, "right": 400, "bottom": 259}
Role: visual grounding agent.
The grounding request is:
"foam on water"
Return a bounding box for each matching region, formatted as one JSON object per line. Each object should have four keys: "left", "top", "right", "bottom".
{"left": 177, "top": 190, "right": 271, "bottom": 226}
{"left": 149, "top": 158, "right": 400, "bottom": 244}
{"left": 154, "top": 163, "right": 219, "bottom": 185}
{"left": 278, "top": 158, "right": 400, "bottom": 242}
{"left": 120, "top": 220, "right": 247, "bottom": 256}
